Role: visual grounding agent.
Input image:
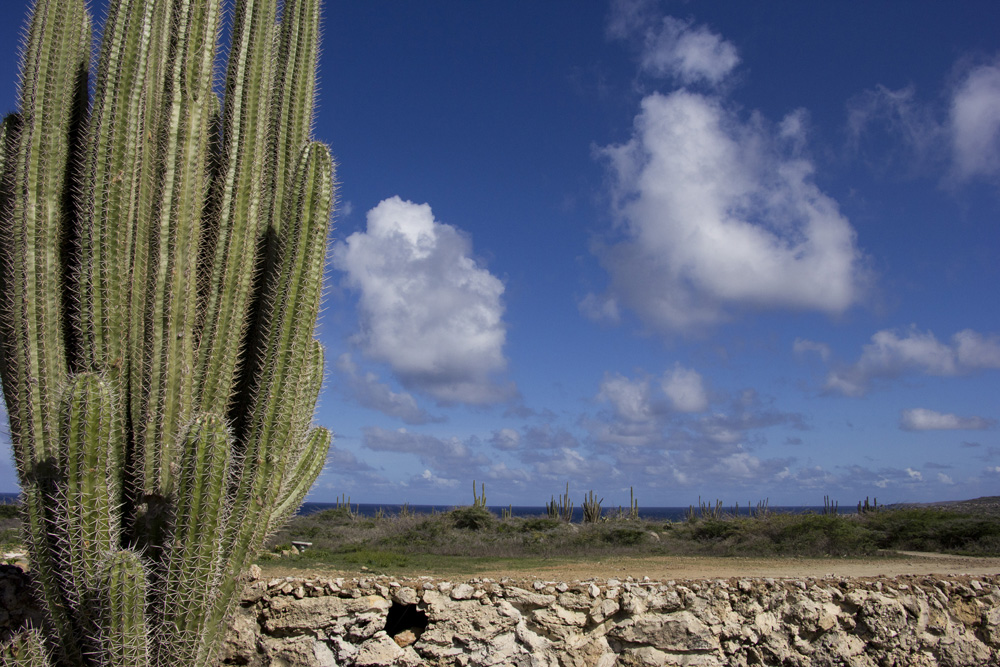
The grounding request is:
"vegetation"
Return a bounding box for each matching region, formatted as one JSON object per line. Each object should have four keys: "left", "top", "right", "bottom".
{"left": 0, "top": 0, "right": 333, "bottom": 664}
{"left": 582, "top": 490, "right": 604, "bottom": 524}
{"left": 260, "top": 499, "right": 1000, "bottom": 575}
{"left": 546, "top": 483, "right": 574, "bottom": 522}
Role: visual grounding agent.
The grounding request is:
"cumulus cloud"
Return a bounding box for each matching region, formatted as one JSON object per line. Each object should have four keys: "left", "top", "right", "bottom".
{"left": 333, "top": 197, "right": 514, "bottom": 404}
{"left": 362, "top": 426, "right": 489, "bottom": 474}
{"left": 490, "top": 428, "right": 521, "bottom": 451}
{"left": 593, "top": 365, "right": 710, "bottom": 446}
{"left": 661, "top": 364, "right": 708, "bottom": 413}
{"left": 335, "top": 354, "right": 440, "bottom": 425}
{"left": 588, "top": 370, "right": 806, "bottom": 492}
{"left": 607, "top": 1, "right": 738, "bottom": 86}
{"left": 325, "top": 443, "right": 376, "bottom": 473}
{"left": 599, "top": 372, "right": 656, "bottom": 423}
{"left": 950, "top": 57, "right": 1000, "bottom": 180}
{"left": 825, "top": 327, "right": 1000, "bottom": 396}
{"left": 900, "top": 408, "right": 996, "bottom": 432}
{"left": 529, "top": 447, "right": 619, "bottom": 484}
{"left": 591, "top": 91, "right": 867, "bottom": 334}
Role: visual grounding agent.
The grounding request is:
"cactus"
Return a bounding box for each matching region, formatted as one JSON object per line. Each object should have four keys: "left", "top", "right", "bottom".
{"left": 582, "top": 490, "right": 603, "bottom": 524}
{"left": 546, "top": 482, "right": 574, "bottom": 522}
{"left": 698, "top": 496, "right": 723, "bottom": 520}
{"left": 472, "top": 480, "right": 487, "bottom": 508}
{"left": 858, "top": 496, "right": 880, "bottom": 515}
{"left": 0, "top": 0, "right": 334, "bottom": 664}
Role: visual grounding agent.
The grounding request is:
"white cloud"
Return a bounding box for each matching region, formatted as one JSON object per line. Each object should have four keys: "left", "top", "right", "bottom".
{"left": 640, "top": 16, "right": 739, "bottom": 85}
{"left": 335, "top": 354, "right": 439, "bottom": 425}
{"left": 900, "top": 408, "right": 996, "bottom": 432}
{"left": 593, "top": 91, "right": 867, "bottom": 334}
{"left": 362, "top": 426, "right": 489, "bottom": 474}
{"left": 333, "top": 197, "right": 514, "bottom": 404}
{"left": 607, "top": 1, "right": 738, "bottom": 86}
{"left": 490, "top": 428, "right": 521, "bottom": 451}
{"left": 661, "top": 364, "right": 708, "bottom": 413}
{"left": 598, "top": 372, "right": 655, "bottom": 423}
{"left": 826, "top": 327, "right": 1000, "bottom": 396}
{"left": 530, "top": 447, "right": 619, "bottom": 483}
{"left": 905, "top": 467, "right": 923, "bottom": 481}
{"left": 937, "top": 473, "right": 955, "bottom": 485}
{"left": 954, "top": 329, "right": 1000, "bottom": 368}
{"left": 793, "top": 338, "right": 832, "bottom": 362}
{"left": 950, "top": 57, "right": 1000, "bottom": 180}
{"left": 418, "top": 469, "right": 460, "bottom": 489}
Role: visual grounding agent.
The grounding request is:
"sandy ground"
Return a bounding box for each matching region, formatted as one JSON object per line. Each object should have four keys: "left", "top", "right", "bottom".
{"left": 260, "top": 552, "right": 1000, "bottom": 582}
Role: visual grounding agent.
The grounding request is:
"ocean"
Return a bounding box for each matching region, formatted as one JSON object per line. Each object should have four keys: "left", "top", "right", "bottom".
{"left": 0, "top": 492, "right": 828, "bottom": 521}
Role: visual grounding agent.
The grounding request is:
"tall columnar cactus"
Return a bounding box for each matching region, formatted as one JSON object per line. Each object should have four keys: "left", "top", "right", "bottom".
{"left": 0, "top": 0, "right": 334, "bottom": 664}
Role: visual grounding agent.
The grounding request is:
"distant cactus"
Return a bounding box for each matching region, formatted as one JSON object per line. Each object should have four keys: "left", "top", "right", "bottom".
{"left": 582, "top": 490, "right": 604, "bottom": 524}
{"left": 858, "top": 496, "right": 880, "bottom": 514}
{"left": 472, "top": 480, "right": 487, "bottom": 508}
{"left": 697, "top": 496, "right": 724, "bottom": 520}
{"left": 546, "top": 483, "right": 574, "bottom": 522}
{"left": 0, "top": 0, "right": 334, "bottom": 665}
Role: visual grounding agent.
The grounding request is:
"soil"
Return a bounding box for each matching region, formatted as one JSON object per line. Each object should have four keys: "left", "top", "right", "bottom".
{"left": 260, "top": 551, "right": 1000, "bottom": 582}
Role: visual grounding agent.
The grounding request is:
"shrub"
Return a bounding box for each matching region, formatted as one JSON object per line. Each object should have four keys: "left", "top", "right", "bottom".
{"left": 450, "top": 506, "right": 496, "bottom": 531}
{"left": 604, "top": 527, "right": 646, "bottom": 546}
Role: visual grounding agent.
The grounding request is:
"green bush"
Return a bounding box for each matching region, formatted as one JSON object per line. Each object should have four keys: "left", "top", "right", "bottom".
{"left": 450, "top": 506, "right": 496, "bottom": 531}
{"left": 520, "top": 517, "right": 562, "bottom": 532}
{"left": 692, "top": 519, "right": 740, "bottom": 541}
{"left": 604, "top": 527, "right": 646, "bottom": 546}
{"left": 0, "top": 503, "right": 19, "bottom": 520}
{"left": 864, "top": 508, "right": 1000, "bottom": 554}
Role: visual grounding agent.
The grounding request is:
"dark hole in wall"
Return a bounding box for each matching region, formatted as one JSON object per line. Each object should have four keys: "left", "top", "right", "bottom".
{"left": 384, "top": 602, "right": 429, "bottom": 638}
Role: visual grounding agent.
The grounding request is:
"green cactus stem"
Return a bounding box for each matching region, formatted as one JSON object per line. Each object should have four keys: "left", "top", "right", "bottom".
{"left": 0, "top": 0, "right": 335, "bottom": 664}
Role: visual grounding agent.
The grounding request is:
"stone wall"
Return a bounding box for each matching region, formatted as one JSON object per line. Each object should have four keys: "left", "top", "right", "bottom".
{"left": 3, "top": 564, "right": 1000, "bottom": 666}
{"left": 223, "top": 569, "right": 1000, "bottom": 666}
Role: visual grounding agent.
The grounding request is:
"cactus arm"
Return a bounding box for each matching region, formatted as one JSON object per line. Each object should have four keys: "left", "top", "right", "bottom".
{"left": 5, "top": 2, "right": 91, "bottom": 662}
{"left": 55, "top": 374, "right": 121, "bottom": 577}
{"left": 156, "top": 414, "right": 232, "bottom": 667}
{"left": 207, "top": 142, "right": 333, "bottom": 641}
{"left": 266, "top": 339, "right": 326, "bottom": 541}
{"left": 0, "top": 114, "right": 23, "bottom": 436}
{"left": 48, "top": 373, "right": 122, "bottom": 660}
{"left": 195, "top": 0, "right": 278, "bottom": 413}
{"left": 94, "top": 550, "right": 151, "bottom": 667}
{"left": 80, "top": 0, "right": 160, "bottom": 381}
{"left": 269, "top": 426, "right": 331, "bottom": 532}
{"left": 266, "top": 0, "right": 321, "bottom": 234}
{"left": 0, "top": 628, "right": 52, "bottom": 667}
{"left": 127, "top": 0, "right": 174, "bottom": 481}
{"left": 138, "top": 0, "right": 220, "bottom": 502}
{"left": 9, "top": 0, "right": 89, "bottom": 466}
{"left": 280, "top": 338, "right": 325, "bottom": 469}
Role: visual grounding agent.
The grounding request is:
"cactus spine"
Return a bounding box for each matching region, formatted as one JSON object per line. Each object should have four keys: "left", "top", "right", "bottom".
{"left": 0, "top": 0, "right": 334, "bottom": 665}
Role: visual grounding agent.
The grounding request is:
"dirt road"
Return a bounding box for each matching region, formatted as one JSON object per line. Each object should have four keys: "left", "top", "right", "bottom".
{"left": 261, "top": 552, "right": 1000, "bottom": 582}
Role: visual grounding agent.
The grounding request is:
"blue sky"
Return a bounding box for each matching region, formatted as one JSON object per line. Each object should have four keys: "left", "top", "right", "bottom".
{"left": 2, "top": 0, "right": 999, "bottom": 507}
